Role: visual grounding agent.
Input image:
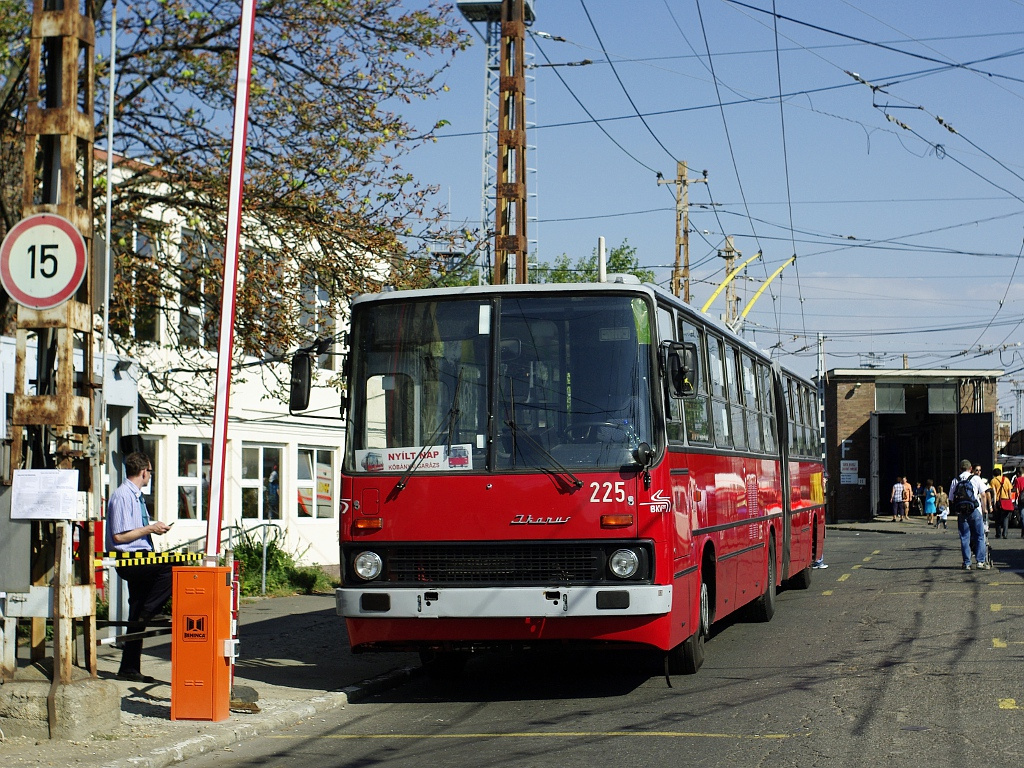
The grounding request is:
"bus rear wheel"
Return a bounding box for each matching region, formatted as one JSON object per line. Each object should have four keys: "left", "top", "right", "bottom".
{"left": 749, "top": 535, "right": 776, "bottom": 622}
{"left": 667, "top": 575, "right": 709, "bottom": 674}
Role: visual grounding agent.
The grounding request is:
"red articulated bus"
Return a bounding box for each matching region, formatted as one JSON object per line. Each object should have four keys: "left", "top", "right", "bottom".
{"left": 329, "top": 279, "right": 825, "bottom": 674}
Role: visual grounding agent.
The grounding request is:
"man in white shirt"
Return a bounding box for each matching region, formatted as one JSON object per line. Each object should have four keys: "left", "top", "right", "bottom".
{"left": 950, "top": 459, "right": 989, "bottom": 571}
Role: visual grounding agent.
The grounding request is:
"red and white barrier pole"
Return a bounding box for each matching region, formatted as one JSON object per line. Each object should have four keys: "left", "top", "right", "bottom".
{"left": 205, "top": 0, "right": 258, "bottom": 563}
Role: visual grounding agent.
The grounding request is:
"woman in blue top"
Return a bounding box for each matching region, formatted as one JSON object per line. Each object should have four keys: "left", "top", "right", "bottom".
{"left": 924, "top": 479, "right": 937, "bottom": 526}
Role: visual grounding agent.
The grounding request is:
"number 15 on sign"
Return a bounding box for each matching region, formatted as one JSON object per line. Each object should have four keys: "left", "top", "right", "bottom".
{"left": 0, "top": 213, "right": 87, "bottom": 310}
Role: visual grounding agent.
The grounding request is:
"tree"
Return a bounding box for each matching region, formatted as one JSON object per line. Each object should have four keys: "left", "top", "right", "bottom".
{"left": 0, "top": 0, "right": 475, "bottom": 417}
{"left": 531, "top": 239, "right": 656, "bottom": 284}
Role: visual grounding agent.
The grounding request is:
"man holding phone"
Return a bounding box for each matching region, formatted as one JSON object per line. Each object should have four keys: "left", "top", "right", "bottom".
{"left": 105, "top": 451, "right": 173, "bottom": 683}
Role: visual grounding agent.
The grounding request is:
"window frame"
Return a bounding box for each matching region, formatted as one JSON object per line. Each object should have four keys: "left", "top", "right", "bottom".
{"left": 297, "top": 446, "right": 336, "bottom": 520}
{"left": 176, "top": 439, "right": 211, "bottom": 521}
{"left": 241, "top": 443, "right": 283, "bottom": 521}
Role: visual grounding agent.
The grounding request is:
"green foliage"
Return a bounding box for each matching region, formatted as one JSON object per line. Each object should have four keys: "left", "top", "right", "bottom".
{"left": 0, "top": 0, "right": 475, "bottom": 415}
{"left": 232, "top": 526, "right": 338, "bottom": 596}
{"left": 531, "top": 239, "right": 656, "bottom": 284}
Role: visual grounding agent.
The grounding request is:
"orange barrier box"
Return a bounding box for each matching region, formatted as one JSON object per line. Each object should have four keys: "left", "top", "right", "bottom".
{"left": 171, "top": 566, "right": 232, "bottom": 721}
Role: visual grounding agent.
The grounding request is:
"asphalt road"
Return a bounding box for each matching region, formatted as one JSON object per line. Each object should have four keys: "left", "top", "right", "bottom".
{"left": 180, "top": 526, "right": 1024, "bottom": 768}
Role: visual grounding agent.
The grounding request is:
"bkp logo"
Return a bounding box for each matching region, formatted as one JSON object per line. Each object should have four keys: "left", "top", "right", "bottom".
{"left": 183, "top": 615, "right": 208, "bottom": 642}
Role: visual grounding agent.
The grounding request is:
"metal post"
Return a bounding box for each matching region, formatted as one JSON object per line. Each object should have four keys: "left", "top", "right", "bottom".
{"left": 493, "top": 0, "right": 528, "bottom": 284}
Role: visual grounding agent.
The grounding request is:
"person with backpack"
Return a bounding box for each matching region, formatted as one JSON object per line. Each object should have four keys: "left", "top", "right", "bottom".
{"left": 990, "top": 467, "right": 1013, "bottom": 539}
{"left": 950, "top": 459, "right": 989, "bottom": 570}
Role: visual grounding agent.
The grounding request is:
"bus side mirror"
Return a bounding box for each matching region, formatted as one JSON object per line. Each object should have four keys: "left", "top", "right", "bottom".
{"left": 290, "top": 353, "right": 312, "bottom": 412}
{"left": 662, "top": 341, "right": 698, "bottom": 397}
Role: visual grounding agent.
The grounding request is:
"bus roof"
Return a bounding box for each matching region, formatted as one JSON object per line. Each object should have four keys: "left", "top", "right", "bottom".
{"left": 349, "top": 280, "right": 815, "bottom": 386}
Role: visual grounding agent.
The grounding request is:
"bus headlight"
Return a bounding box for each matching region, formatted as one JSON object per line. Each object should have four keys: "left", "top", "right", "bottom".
{"left": 353, "top": 551, "right": 383, "bottom": 581}
{"left": 609, "top": 549, "right": 640, "bottom": 579}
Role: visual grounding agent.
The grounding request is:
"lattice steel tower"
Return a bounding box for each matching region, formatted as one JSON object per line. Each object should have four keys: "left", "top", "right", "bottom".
{"left": 458, "top": 0, "right": 536, "bottom": 284}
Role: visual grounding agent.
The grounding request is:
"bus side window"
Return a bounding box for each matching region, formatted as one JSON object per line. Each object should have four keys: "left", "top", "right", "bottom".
{"left": 725, "top": 344, "right": 746, "bottom": 450}
{"left": 809, "top": 389, "right": 821, "bottom": 455}
{"left": 742, "top": 354, "right": 762, "bottom": 453}
{"left": 707, "top": 335, "right": 732, "bottom": 448}
{"left": 679, "top": 319, "right": 711, "bottom": 444}
{"left": 658, "top": 306, "right": 684, "bottom": 444}
{"left": 758, "top": 363, "right": 777, "bottom": 453}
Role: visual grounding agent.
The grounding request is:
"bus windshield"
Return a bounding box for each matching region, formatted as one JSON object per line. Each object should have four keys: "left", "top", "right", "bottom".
{"left": 347, "top": 293, "right": 654, "bottom": 473}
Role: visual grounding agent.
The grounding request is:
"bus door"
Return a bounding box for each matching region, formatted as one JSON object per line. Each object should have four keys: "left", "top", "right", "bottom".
{"left": 772, "top": 363, "right": 793, "bottom": 579}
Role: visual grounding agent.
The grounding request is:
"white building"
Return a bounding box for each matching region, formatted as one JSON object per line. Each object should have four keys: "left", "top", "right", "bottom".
{"left": 106, "top": 199, "right": 355, "bottom": 573}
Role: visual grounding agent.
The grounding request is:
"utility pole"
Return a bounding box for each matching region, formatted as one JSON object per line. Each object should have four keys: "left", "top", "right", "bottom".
{"left": 658, "top": 161, "right": 706, "bottom": 302}
{"left": 9, "top": 0, "right": 99, "bottom": 694}
{"left": 719, "top": 236, "right": 739, "bottom": 326}
{"left": 1014, "top": 387, "right": 1024, "bottom": 435}
{"left": 493, "top": 0, "right": 528, "bottom": 284}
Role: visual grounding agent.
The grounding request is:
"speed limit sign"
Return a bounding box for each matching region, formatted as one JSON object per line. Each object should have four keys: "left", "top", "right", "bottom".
{"left": 0, "top": 213, "right": 88, "bottom": 310}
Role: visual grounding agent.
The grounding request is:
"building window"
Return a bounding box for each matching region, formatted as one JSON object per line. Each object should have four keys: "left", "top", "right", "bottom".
{"left": 179, "top": 229, "right": 222, "bottom": 350}
{"left": 241, "top": 444, "right": 282, "bottom": 520}
{"left": 300, "top": 281, "right": 336, "bottom": 370}
{"left": 177, "top": 440, "right": 211, "bottom": 520}
{"left": 297, "top": 447, "right": 335, "bottom": 519}
{"left": 928, "top": 384, "right": 957, "bottom": 414}
{"left": 141, "top": 436, "right": 161, "bottom": 520}
{"left": 239, "top": 247, "right": 288, "bottom": 359}
{"left": 876, "top": 383, "right": 906, "bottom": 414}
{"left": 111, "top": 220, "right": 162, "bottom": 343}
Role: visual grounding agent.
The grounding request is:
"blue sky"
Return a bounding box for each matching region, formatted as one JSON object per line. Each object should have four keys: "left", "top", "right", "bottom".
{"left": 395, "top": 1, "right": 1024, "bottom": 417}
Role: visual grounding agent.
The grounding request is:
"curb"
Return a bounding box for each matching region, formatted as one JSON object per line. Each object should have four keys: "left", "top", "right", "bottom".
{"left": 99, "top": 665, "right": 421, "bottom": 768}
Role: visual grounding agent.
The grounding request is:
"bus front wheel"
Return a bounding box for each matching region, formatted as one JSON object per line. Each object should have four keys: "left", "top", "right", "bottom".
{"left": 668, "top": 575, "right": 709, "bottom": 674}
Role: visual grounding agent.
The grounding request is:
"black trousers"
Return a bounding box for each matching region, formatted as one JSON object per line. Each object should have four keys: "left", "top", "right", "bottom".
{"left": 116, "top": 562, "right": 173, "bottom": 674}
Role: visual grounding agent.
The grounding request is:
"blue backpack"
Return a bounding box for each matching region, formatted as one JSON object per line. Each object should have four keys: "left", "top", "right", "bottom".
{"left": 952, "top": 476, "right": 978, "bottom": 515}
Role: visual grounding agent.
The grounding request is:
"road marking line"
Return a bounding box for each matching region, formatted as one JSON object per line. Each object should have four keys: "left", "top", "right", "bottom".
{"left": 999, "top": 699, "right": 1018, "bottom": 710}
{"left": 883, "top": 590, "right": 1002, "bottom": 595}
{"left": 862, "top": 557, "right": 872, "bottom": 562}
{"left": 837, "top": 573, "right": 850, "bottom": 582}
{"left": 994, "top": 639, "right": 1008, "bottom": 648}
{"left": 822, "top": 590, "right": 833, "bottom": 596}
{"left": 992, "top": 604, "right": 1003, "bottom": 612}
{"left": 852, "top": 565, "right": 862, "bottom": 570}
{"left": 269, "top": 731, "right": 798, "bottom": 741}
{"left": 872, "top": 550, "right": 880, "bottom": 555}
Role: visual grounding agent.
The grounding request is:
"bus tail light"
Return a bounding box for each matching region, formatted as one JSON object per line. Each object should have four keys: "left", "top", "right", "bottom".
{"left": 601, "top": 514, "right": 634, "bottom": 528}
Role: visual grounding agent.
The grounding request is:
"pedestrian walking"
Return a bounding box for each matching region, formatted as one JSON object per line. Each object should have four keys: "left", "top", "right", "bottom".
{"left": 1013, "top": 469, "right": 1024, "bottom": 538}
{"left": 935, "top": 486, "right": 949, "bottom": 530}
{"left": 902, "top": 477, "right": 913, "bottom": 520}
{"left": 890, "top": 477, "right": 906, "bottom": 522}
{"left": 923, "top": 479, "right": 937, "bottom": 526}
{"left": 951, "top": 459, "right": 989, "bottom": 570}
{"left": 990, "top": 467, "right": 1013, "bottom": 539}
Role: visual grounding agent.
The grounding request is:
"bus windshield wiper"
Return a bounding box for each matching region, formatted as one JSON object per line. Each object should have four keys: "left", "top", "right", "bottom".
{"left": 504, "top": 418, "right": 583, "bottom": 491}
{"left": 394, "top": 367, "right": 464, "bottom": 494}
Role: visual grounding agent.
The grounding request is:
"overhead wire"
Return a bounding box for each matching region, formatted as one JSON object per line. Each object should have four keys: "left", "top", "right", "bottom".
{"left": 578, "top": 0, "right": 679, "bottom": 164}
{"left": 531, "top": 33, "right": 661, "bottom": 176}
{"left": 770, "top": 0, "right": 808, "bottom": 342}
{"left": 693, "top": 0, "right": 783, "bottom": 347}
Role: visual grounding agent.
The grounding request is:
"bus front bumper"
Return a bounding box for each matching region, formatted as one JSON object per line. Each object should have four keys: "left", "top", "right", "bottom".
{"left": 337, "top": 584, "right": 672, "bottom": 619}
